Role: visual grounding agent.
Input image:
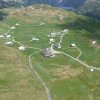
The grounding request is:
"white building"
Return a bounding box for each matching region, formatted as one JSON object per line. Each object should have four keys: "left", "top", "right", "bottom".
{"left": 32, "top": 37, "right": 39, "bottom": 41}
{"left": 4, "top": 41, "right": 13, "bottom": 45}
{"left": 92, "top": 41, "right": 96, "bottom": 45}
{"left": 54, "top": 43, "right": 61, "bottom": 49}
{"left": 39, "top": 22, "right": 45, "bottom": 25}
{"left": 41, "top": 48, "right": 54, "bottom": 58}
{"left": 11, "top": 26, "right": 16, "bottom": 30}
{"left": 70, "top": 43, "right": 76, "bottom": 47}
{"left": 18, "top": 46, "right": 25, "bottom": 51}
{"left": 89, "top": 68, "right": 94, "bottom": 72}
{"left": 49, "top": 38, "right": 55, "bottom": 43}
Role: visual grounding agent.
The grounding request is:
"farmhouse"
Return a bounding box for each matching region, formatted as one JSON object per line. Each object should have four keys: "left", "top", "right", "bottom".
{"left": 92, "top": 41, "right": 96, "bottom": 45}
{"left": 4, "top": 41, "right": 13, "bottom": 45}
{"left": 11, "top": 26, "right": 16, "bottom": 30}
{"left": 5, "top": 35, "right": 12, "bottom": 38}
{"left": 50, "top": 32, "right": 56, "bottom": 37}
{"left": 49, "top": 38, "right": 55, "bottom": 43}
{"left": 54, "top": 43, "right": 61, "bottom": 48}
{"left": 40, "top": 48, "right": 54, "bottom": 58}
{"left": 32, "top": 37, "right": 39, "bottom": 41}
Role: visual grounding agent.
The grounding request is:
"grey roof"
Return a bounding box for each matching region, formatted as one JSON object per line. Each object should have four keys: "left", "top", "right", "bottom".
{"left": 54, "top": 43, "right": 61, "bottom": 48}
{"left": 40, "top": 48, "right": 54, "bottom": 57}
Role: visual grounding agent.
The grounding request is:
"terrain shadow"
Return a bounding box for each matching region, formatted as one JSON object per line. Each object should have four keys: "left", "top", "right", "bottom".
{"left": 57, "top": 17, "right": 100, "bottom": 40}
{"left": 0, "top": 11, "right": 7, "bottom": 20}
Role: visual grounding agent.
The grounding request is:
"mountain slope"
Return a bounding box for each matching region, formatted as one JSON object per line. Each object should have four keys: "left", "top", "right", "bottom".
{"left": 76, "top": 0, "right": 100, "bottom": 19}
{"left": 0, "top": 0, "right": 100, "bottom": 19}
{"left": 0, "top": 4, "right": 100, "bottom": 100}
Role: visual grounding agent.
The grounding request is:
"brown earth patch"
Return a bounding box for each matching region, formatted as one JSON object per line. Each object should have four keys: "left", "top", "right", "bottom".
{"left": 50, "top": 64, "right": 83, "bottom": 81}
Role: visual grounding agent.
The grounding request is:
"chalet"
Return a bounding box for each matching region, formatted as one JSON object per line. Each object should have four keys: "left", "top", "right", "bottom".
{"left": 15, "top": 23, "right": 20, "bottom": 26}
{"left": 89, "top": 68, "right": 94, "bottom": 72}
{"left": 4, "top": 41, "right": 13, "bottom": 45}
{"left": 54, "top": 43, "right": 61, "bottom": 49}
{"left": 5, "top": 35, "right": 12, "bottom": 38}
{"left": 40, "top": 48, "right": 54, "bottom": 58}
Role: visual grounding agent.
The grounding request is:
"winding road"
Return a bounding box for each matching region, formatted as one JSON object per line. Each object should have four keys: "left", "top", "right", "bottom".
{"left": 29, "top": 52, "right": 52, "bottom": 100}
{"left": 58, "top": 51, "right": 100, "bottom": 71}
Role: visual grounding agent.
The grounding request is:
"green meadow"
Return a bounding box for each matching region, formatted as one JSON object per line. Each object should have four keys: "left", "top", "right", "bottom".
{"left": 0, "top": 5, "right": 100, "bottom": 100}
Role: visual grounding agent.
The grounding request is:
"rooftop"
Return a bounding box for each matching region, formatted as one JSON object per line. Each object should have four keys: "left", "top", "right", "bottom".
{"left": 40, "top": 48, "right": 54, "bottom": 58}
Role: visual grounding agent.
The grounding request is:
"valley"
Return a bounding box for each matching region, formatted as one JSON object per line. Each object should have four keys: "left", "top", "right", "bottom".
{"left": 0, "top": 5, "right": 100, "bottom": 100}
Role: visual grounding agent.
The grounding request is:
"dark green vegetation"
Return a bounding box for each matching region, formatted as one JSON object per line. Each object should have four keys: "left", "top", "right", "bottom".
{"left": 0, "top": 5, "right": 100, "bottom": 100}
{"left": 76, "top": 0, "right": 100, "bottom": 20}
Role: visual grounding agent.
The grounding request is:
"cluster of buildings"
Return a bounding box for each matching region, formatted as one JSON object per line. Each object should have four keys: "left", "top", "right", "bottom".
{"left": 4, "top": 41, "right": 13, "bottom": 46}
{"left": 0, "top": 32, "right": 26, "bottom": 51}
{"left": 41, "top": 29, "right": 69, "bottom": 58}
{"left": 11, "top": 26, "right": 16, "bottom": 30}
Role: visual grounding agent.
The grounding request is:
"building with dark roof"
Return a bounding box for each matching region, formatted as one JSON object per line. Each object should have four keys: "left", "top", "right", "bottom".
{"left": 40, "top": 48, "right": 54, "bottom": 58}
{"left": 54, "top": 43, "right": 61, "bottom": 49}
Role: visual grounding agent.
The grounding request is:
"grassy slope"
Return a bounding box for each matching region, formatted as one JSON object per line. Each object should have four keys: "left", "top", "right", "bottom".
{"left": 0, "top": 5, "right": 100, "bottom": 100}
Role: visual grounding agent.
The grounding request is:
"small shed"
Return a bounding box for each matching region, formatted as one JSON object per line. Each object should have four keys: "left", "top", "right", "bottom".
{"left": 18, "top": 46, "right": 25, "bottom": 51}
{"left": 89, "top": 68, "right": 94, "bottom": 72}
{"left": 4, "top": 41, "right": 13, "bottom": 45}
{"left": 11, "top": 26, "right": 16, "bottom": 30}
{"left": 70, "top": 43, "right": 76, "bottom": 47}
{"left": 50, "top": 32, "right": 56, "bottom": 37}
{"left": 0, "top": 35, "right": 4, "bottom": 38}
